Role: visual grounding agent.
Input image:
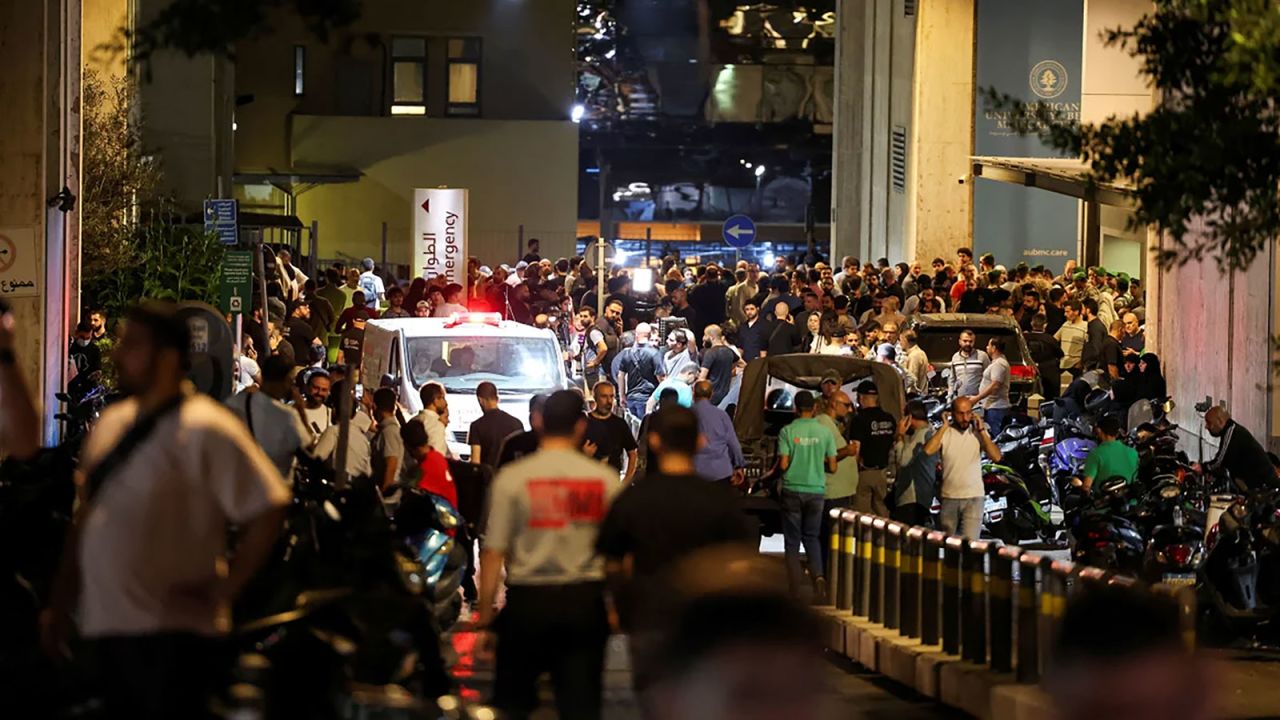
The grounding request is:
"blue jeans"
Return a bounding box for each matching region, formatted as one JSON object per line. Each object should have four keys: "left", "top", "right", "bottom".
{"left": 626, "top": 398, "right": 648, "bottom": 420}
{"left": 983, "top": 407, "right": 1009, "bottom": 435}
{"left": 781, "top": 490, "right": 826, "bottom": 595}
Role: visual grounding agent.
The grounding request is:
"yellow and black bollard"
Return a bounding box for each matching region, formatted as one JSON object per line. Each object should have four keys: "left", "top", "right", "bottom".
{"left": 960, "top": 540, "right": 989, "bottom": 664}
{"left": 941, "top": 536, "right": 964, "bottom": 655}
{"left": 1038, "top": 558, "right": 1071, "bottom": 673}
{"left": 1015, "top": 553, "right": 1040, "bottom": 682}
{"left": 856, "top": 515, "right": 874, "bottom": 617}
{"left": 990, "top": 545, "right": 1020, "bottom": 673}
{"left": 837, "top": 510, "right": 857, "bottom": 612}
{"left": 825, "top": 506, "right": 842, "bottom": 606}
{"left": 900, "top": 527, "right": 925, "bottom": 639}
{"left": 884, "top": 523, "right": 903, "bottom": 631}
{"left": 869, "top": 518, "right": 887, "bottom": 623}
{"left": 921, "top": 531, "right": 945, "bottom": 646}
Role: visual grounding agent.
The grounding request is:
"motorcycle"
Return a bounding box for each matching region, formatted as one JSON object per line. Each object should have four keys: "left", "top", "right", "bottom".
{"left": 229, "top": 458, "right": 453, "bottom": 718}
{"left": 1066, "top": 477, "right": 1147, "bottom": 575}
{"left": 981, "top": 461, "right": 1060, "bottom": 546}
{"left": 1198, "top": 489, "right": 1280, "bottom": 647}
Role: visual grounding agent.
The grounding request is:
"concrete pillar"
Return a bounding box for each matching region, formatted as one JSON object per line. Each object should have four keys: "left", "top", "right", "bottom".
{"left": 904, "top": 0, "right": 975, "bottom": 266}
{"left": 831, "top": 0, "right": 918, "bottom": 265}
{"left": 0, "top": 0, "right": 81, "bottom": 439}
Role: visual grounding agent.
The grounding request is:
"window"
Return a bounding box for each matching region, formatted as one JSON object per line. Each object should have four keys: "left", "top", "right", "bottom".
{"left": 293, "top": 45, "right": 305, "bottom": 96}
{"left": 446, "top": 37, "right": 481, "bottom": 116}
{"left": 391, "top": 37, "right": 427, "bottom": 115}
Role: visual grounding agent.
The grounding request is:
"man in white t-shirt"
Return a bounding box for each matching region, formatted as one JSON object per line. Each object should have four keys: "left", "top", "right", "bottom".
{"left": 922, "top": 397, "right": 1002, "bottom": 539}
{"left": 297, "top": 370, "right": 334, "bottom": 447}
{"left": 42, "top": 302, "right": 289, "bottom": 717}
{"left": 226, "top": 355, "right": 308, "bottom": 482}
{"left": 415, "top": 381, "right": 451, "bottom": 457}
{"left": 358, "top": 257, "right": 387, "bottom": 310}
{"left": 1055, "top": 299, "right": 1088, "bottom": 376}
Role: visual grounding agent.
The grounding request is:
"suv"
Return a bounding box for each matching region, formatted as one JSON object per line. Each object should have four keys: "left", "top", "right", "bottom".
{"left": 903, "top": 313, "right": 1042, "bottom": 403}
{"left": 360, "top": 313, "right": 570, "bottom": 458}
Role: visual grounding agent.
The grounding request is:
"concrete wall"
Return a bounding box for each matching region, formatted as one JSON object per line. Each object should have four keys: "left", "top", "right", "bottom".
{"left": 289, "top": 115, "right": 578, "bottom": 266}
{"left": 235, "top": 0, "right": 575, "bottom": 174}
{"left": 905, "top": 0, "right": 975, "bottom": 265}
{"left": 82, "top": 0, "right": 128, "bottom": 77}
{"left": 1080, "top": 0, "right": 1151, "bottom": 125}
{"left": 1149, "top": 226, "right": 1274, "bottom": 455}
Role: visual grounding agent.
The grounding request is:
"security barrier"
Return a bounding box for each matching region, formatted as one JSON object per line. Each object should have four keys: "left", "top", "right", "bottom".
{"left": 821, "top": 508, "right": 1197, "bottom": 682}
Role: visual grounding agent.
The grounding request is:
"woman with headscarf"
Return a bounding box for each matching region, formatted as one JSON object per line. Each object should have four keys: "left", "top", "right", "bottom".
{"left": 404, "top": 277, "right": 428, "bottom": 312}
{"left": 1112, "top": 352, "right": 1167, "bottom": 407}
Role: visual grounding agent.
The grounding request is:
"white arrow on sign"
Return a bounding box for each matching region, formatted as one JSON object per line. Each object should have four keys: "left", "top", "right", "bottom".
{"left": 727, "top": 225, "right": 755, "bottom": 240}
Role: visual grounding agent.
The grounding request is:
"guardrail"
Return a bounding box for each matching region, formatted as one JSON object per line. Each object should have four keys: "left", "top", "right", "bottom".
{"left": 823, "top": 509, "right": 1196, "bottom": 681}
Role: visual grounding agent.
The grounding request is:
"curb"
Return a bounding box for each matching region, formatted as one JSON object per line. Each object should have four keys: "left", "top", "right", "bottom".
{"left": 819, "top": 608, "right": 1054, "bottom": 720}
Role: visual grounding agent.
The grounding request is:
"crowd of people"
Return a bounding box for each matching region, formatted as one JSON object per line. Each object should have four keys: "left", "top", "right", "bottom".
{"left": 38, "top": 235, "right": 1222, "bottom": 718}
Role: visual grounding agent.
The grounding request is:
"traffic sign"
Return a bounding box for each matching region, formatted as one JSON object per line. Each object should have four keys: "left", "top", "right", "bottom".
{"left": 219, "top": 250, "right": 254, "bottom": 316}
{"left": 204, "top": 198, "right": 239, "bottom": 245}
{"left": 722, "top": 214, "right": 756, "bottom": 248}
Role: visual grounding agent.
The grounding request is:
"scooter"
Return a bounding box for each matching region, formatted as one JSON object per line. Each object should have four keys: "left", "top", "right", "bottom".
{"left": 1066, "top": 477, "right": 1146, "bottom": 575}
{"left": 1198, "top": 489, "right": 1280, "bottom": 647}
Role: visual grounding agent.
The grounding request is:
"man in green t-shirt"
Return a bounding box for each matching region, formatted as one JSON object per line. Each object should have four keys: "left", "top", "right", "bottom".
{"left": 816, "top": 390, "right": 858, "bottom": 575}
{"left": 1081, "top": 415, "right": 1138, "bottom": 494}
{"left": 778, "top": 391, "right": 838, "bottom": 599}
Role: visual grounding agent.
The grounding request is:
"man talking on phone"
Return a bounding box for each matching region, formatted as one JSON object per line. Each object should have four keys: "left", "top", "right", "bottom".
{"left": 922, "top": 397, "right": 1002, "bottom": 539}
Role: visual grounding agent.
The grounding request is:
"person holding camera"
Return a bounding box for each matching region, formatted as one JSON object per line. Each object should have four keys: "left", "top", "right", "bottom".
{"left": 922, "top": 396, "right": 1002, "bottom": 539}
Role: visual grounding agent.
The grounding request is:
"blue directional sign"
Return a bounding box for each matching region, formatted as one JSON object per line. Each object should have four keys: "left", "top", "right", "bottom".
{"left": 722, "top": 214, "right": 756, "bottom": 248}
{"left": 204, "top": 198, "right": 239, "bottom": 245}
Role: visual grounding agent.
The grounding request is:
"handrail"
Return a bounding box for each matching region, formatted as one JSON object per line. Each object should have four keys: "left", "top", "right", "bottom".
{"left": 823, "top": 507, "right": 1196, "bottom": 680}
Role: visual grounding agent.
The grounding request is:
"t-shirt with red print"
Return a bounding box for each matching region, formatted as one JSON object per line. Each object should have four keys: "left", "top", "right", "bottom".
{"left": 416, "top": 447, "right": 457, "bottom": 509}
{"left": 485, "top": 447, "right": 620, "bottom": 586}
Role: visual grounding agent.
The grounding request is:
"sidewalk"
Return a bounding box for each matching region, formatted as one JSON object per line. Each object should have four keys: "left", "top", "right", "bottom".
{"left": 820, "top": 608, "right": 1280, "bottom": 719}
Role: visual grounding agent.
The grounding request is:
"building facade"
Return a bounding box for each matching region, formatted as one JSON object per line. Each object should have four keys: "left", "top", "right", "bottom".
{"left": 233, "top": 0, "right": 580, "bottom": 270}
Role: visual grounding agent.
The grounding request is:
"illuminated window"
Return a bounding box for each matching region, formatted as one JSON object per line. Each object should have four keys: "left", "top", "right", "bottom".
{"left": 391, "top": 37, "right": 426, "bottom": 115}
{"left": 293, "top": 45, "right": 305, "bottom": 96}
{"left": 446, "top": 37, "right": 480, "bottom": 116}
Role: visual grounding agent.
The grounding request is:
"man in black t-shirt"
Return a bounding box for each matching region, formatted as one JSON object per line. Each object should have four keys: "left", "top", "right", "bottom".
{"left": 698, "top": 325, "right": 739, "bottom": 407}
{"left": 615, "top": 323, "right": 664, "bottom": 418}
{"left": 596, "top": 406, "right": 756, "bottom": 640}
{"left": 737, "top": 299, "right": 772, "bottom": 362}
{"left": 583, "top": 381, "right": 639, "bottom": 483}
{"left": 468, "top": 381, "right": 524, "bottom": 468}
{"left": 495, "top": 394, "right": 547, "bottom": 470}
{"left": 285, "top": 302, "right": 318, "bottom": 364}
{"left": 848, "top": 380, "right": 896, "bottom": 516}
{"left": 1101, "top": 319, "right": 1125, "bottom": 384}
{"left": 338, "top": 315, "right": 366, "bottom": 368}
{"left": 687, "top": 267, "right": 728, "bottom": 341}
{"left": 68, "top": 321, "right": 103, "bottom": 396}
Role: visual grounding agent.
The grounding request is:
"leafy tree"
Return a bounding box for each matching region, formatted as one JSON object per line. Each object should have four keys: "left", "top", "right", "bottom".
{"left": 106, "top": 0, "right": 362, "bottom": 67}
{"left": 81, "top": 70, "right": 224, "bottom": 320}
{"left": 984, "top": 0, "right": 1280, "bottom": 272}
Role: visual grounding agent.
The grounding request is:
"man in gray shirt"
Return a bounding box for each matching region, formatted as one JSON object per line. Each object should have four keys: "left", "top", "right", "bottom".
{"left": 477, "top": 390, "right": 620, "bottom": 719}
{"left": 969, "top": 337, "right": 1012, "bottom": 434}
{"left": 370, "top": 388, "right": 403, "bottom": 493}
{"left": 949, "top": 329, "right": 990, "bottom": 401}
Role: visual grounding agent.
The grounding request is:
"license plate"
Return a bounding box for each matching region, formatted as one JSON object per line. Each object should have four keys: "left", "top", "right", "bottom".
{"left": 986, "top": 497, "right": 1008, "bottom": 512}
{"left": 1162, "top": 573, "right": 1196, "bottom": 587}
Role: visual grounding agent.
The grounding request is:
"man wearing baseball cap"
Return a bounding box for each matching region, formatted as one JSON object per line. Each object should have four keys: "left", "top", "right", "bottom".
{"left": 848, "top": 380, "right": 896, "bottom": 516}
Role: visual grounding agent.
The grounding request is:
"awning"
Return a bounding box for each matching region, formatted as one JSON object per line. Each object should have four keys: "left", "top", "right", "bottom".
{"left": 971, "top": 156, "right": 1136, "bottom": 208}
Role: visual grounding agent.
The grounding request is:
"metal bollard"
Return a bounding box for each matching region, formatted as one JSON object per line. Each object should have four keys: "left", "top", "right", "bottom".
{"left": 990, "top": 546, "right": 1020, "bottom": 673}
{"left": 825, "top": 507, "right": 842, "bottom": 605}
{"left": 869, "top": 519, "right": 887, "bottom": 623}
{"left": 1038, "top": 558, "right": 1072, "bottom": 673}
{"left": 837, "top": 511, "right": 857, "bottom": 611}
{"left": 921, "top": 531, "right": 945, "bottom": 646}
{"left": 901, "top": 527, "right": 925, "bottom": 639}
{"left": 961, "top": 540, "right": 989, "bottom": 664}
{"left": 856, "top": 515, "right": 874, "bottom": 617}
{"left": 884, "top": 523, "right": 903, "bottom": 630}
{"left": 942, "top": 536, "right": 964, "bottom": 655}
{"left": 1016, "top": 554, "right": 1040, "bottom": 682}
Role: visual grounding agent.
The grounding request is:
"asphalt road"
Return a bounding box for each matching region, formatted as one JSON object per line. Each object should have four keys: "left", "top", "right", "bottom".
{"left": 448, "top": 628, "right": 961, "bottom": 719}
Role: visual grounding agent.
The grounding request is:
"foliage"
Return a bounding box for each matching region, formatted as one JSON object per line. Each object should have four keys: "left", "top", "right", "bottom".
{"left": 80, "top": 71, "right": 225, "bottom": 319}
{"left": 108, "top": 0, "right": 362, "bottom": 67}
{"left": 983, "top": 0, "right": 1280, "bottom": 273}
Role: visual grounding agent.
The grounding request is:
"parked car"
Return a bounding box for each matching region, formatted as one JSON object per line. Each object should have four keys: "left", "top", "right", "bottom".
{"left": 732, "top": 354, "right": 907, "bottom": 535}
{"left": 903, "top": 313, "right": 1043, "bottom": 404}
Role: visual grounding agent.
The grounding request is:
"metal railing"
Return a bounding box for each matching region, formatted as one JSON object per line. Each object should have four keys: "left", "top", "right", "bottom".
{"left": 822, "top": 510, "right": 1197, "bottom": 681}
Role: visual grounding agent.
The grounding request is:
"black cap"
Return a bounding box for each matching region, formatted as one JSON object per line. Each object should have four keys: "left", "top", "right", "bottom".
{"left": 856, "top": 380, "right": 879, "bottom": 396}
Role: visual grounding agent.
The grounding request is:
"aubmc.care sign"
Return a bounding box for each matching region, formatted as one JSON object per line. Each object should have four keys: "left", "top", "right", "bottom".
{"left": 412, "top": 188, "right": 468, "bottom": 285}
